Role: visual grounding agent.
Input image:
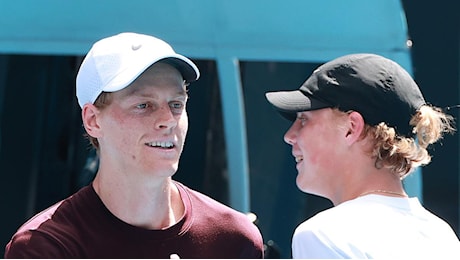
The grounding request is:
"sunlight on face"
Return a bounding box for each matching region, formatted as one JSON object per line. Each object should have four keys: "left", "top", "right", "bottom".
{"left": 97, "top": 62, "right": 189, "bottom": 178}
{"left": 284, "top": 108, "right": 348, "bottom": 196}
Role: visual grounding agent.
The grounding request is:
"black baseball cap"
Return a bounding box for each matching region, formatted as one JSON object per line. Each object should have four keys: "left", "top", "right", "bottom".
{"left": 265, "top": 53, "right": 426, "bottom": 136}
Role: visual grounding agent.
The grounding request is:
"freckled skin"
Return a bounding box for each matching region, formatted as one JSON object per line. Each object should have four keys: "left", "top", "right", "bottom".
{"left": 95, "top": 63, "right": 189, "bottom": 179}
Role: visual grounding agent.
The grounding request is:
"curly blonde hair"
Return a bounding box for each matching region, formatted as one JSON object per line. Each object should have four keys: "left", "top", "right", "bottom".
{"left": 361, "top": 105, "right": 455, "bottom": 179}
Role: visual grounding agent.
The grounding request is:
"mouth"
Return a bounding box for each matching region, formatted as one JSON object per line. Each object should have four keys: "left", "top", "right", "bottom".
{"left": 145, "top": 141, "right": 175, "bottom": 149}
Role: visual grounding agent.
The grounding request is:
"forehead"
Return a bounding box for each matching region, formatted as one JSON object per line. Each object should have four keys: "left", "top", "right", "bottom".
{"left": 120, "top": 62, "right": 186, "bottom": 95}
{"left": 297, "top": 109, "right": 321, "bottom": 117}
{"left": 297, "top": 108, "right": 337, "bottom": 118}
{"left": 133, "top": 62, "right": 184, "bottom": 84}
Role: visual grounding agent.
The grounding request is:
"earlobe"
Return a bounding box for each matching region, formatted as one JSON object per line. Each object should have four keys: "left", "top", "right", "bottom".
{"left": 345, "top": 111, "right": 365, "bottom": 144}
{"left": 82, "top": 104, "right": 102, "bottom": 138}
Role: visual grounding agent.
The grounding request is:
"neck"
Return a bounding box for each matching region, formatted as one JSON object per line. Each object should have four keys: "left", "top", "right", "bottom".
{"left": 358, "top": 189, "right": 408, "bottom": 198}
{"left": 352, "top": 170, "right": 408, "bottom": 201}
{"left": 332, "top": 162, "right": 407, "bottom": 205}
{"left": 92, "top": 173, "right": 184, "bottom": 229}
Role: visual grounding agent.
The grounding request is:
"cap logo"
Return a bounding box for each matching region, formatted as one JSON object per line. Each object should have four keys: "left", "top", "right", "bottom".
{"left": 131, "top": 44, "right": 142, "bottom": 51}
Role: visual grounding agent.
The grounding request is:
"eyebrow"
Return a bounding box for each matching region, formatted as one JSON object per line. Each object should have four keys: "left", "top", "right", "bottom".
{"left": 124, "top": 87, "right": 188, "bottom": 99}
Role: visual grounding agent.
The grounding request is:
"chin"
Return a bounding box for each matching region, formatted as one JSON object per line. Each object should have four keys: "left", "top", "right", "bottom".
{"left": 144, "top": 163, "right": 178, "bottom": 177}
{"left": 296, "top": 179, "right": 308, "bottom": 193}
{"left": 296, "top": 176, "right": 316, "bottom": 194}
{"left": 160, "top": 166, "right": 179, "bottom": 177}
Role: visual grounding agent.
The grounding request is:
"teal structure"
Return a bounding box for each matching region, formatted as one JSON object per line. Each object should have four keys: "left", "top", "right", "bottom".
{"left": 0, "top": 0, "right": 419, "bottom": 214}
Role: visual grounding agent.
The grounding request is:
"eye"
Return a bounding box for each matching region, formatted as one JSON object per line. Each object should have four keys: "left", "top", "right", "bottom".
{"left": 136, "top": 103, "right": 149, "bottom": 109}
{"left": 169, "top": 101, "right": 185, "bottom": 113}
{"left": 297, "top": 115, "right": 307, "bottom": 126}
{"left": 171, "top": 102, "right": 183, "bottom": 109}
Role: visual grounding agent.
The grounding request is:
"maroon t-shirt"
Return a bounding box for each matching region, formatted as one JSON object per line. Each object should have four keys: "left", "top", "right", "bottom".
{"left": 4, "top": 182, "right": 264, "bottom": 258}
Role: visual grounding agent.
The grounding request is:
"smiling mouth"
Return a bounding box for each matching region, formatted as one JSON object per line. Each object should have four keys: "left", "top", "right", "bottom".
{"left": 295, "top": 156, "right": 303, "bottom": 163}
{"left": 145, "top": 141, "right": 175, "bottom": 149}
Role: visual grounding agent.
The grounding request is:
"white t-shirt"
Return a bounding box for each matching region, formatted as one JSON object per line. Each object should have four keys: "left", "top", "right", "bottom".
{"left": 292, "top": 195, "right": 460, "bottom": 258}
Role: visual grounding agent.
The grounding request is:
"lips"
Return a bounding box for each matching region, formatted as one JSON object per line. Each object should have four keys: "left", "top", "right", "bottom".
{"left": 145, "top": 141, "right": 175, "bottom": 149}
{"left": 295, "top": 155, "right": 304, "bottom": 163}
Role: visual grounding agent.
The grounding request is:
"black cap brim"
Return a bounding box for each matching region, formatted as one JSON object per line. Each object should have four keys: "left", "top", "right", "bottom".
{"left": 265, "top": 90, "right": 330, "bottom": 121}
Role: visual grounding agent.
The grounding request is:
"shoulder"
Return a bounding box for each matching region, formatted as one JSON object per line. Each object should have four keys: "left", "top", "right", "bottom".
{"left": 5, "top": 227, "right": 70, "bottom": 258}
{"left": 292, "top": 199, "right": 380, "bottom": 258}
{"left": 5, "top": 186, "right": 94, "bottom": 258}
{"left": 176, "top": 181, "right": 243, "bottom": 216}
{"left": 175, "top": 182, "right": 264, "bottom": 255}
{"left": 293, "top": 196, "right": 460, "bottom": 258}
{"left": 294, "top": 196, "right": 402, "bottom": 237}
{"left": 176, "top": 182, "right": 255, "bottom": 225}
{"left": 13, "top": 185, "right": 93, "bottom": 234}
{"left": 5, "top": 201, "right": 73, "bottom": 258}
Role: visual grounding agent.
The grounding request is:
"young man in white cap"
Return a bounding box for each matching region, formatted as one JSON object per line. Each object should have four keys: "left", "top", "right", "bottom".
{"left": 5, "top": 32, "right": 263, "bottom": 258}
{"left": 265, "top": 53, "right": 460, "bottom": 258}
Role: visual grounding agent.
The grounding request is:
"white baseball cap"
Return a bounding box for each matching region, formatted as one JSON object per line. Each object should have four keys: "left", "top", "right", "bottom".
{"left": 76, "top": 32, "right": 200, "bottom": 108}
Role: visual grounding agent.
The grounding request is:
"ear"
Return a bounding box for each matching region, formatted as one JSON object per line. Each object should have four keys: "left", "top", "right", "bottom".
{"left": 81, "top": 104, "right": 103, "bottom": 138}
{"left": 344, "top": 111, "right": 365, "bottom": 145}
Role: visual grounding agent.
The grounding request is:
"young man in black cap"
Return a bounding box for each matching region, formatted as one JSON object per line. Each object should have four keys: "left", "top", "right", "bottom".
{"left": 5, "top": 32, "right": 263, "bottom": 258}
{"left": 265, "top": 53, "right": 460, "bottom": 258}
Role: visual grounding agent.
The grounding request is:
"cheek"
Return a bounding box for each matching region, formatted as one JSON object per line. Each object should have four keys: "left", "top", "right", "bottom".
{"left": 181, "top": 113, "right": 189, "bottom": 130}
{"left": 103, "top": 106, "right": 130, "bottom": 126}
{"left": 178, "top": 114, "right": 188, "bottom": 135}
{"left": 100, "top": 109, "right": 137, "bottom": 144}
{"left": 175, "top": 115, "right": 189, "bottom": 150}
{"left": 298, "top": 129, "right": 336, "bottom": 165}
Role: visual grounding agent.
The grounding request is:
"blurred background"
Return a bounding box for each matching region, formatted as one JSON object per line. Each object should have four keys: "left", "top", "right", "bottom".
{"left": 0, "top": 0, "right": 458, "bottom": 258}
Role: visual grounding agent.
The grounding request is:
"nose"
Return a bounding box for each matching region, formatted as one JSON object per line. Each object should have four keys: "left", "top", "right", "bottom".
{"left": 155, "top": 104, "right": 177, "bottom": 130}
{"left": 284, "top": 123, "right": 297, "bottom": 145}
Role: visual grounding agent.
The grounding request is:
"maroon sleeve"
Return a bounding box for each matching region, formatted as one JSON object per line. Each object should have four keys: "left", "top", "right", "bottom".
{"left": 5, "top": 230, "right": 70, "bottom": 258}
